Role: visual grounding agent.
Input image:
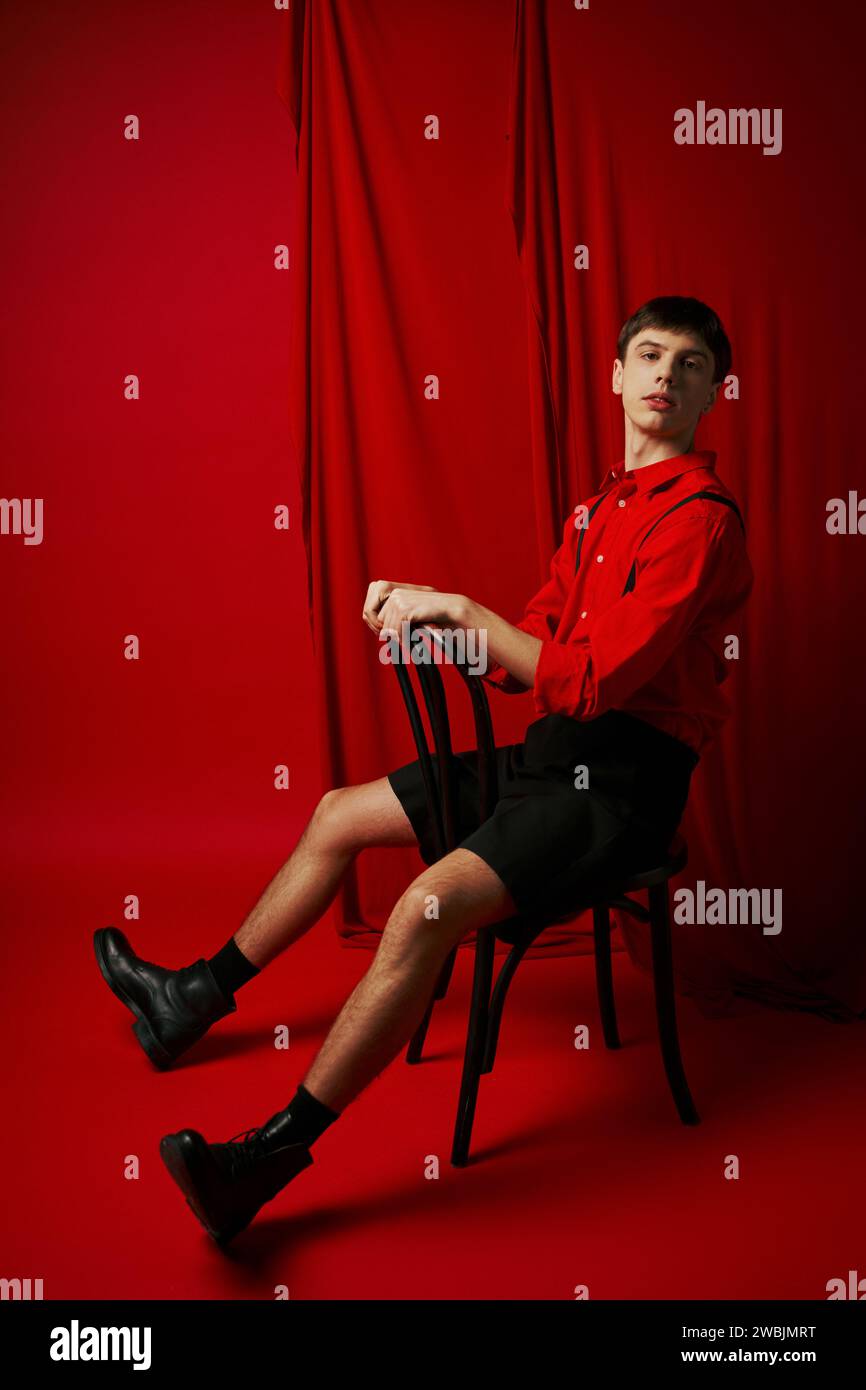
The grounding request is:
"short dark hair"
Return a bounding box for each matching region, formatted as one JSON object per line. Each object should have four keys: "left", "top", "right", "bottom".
{"left": 617, "top": 295, "right": 732, "bottom": 386}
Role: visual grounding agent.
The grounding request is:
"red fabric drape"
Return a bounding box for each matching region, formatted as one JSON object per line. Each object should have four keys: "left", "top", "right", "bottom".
{"left": 278, "top": 1, "right": 866, "bottom": 1021}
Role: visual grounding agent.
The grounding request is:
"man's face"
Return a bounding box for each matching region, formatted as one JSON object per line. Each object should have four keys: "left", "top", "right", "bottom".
{"left": 612, "top": 325, "right": 720, "bottom": 442}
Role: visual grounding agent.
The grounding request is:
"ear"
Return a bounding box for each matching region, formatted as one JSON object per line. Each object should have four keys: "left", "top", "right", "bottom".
{"left": 701, "top": 381, "right": 721, "bottom": 415}
{"left": 612, "top": 358, "right": 623, "bottom": 395}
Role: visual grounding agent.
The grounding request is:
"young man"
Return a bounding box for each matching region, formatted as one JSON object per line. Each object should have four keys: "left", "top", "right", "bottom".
{"left": 93, "top": 294, "right": 752, "bottom": 1247}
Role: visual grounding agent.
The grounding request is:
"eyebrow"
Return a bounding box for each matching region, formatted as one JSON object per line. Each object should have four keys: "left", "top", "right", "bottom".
{"left": 634, "top": 338, "right": 709, "bottom": 359}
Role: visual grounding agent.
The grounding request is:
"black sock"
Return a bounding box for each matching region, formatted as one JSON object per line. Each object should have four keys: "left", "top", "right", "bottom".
{"left": 206, "top": 936, "right": 260, "bottom": 1000}
{"left": 276, "top": 1083, "right": 340, "bottom": 1149}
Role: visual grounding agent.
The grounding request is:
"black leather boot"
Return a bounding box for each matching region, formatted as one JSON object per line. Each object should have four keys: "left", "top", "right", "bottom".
{"left": 159, "top": 1106, "right": 315, "bottom": 1245}
{"left": 93, "top": 927, "right": 237, "bottom": 1069}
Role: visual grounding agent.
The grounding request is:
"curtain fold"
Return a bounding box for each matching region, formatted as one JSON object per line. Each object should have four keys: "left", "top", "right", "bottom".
{"left": 278, "top": 0, "right": 866, "bottom": 1020}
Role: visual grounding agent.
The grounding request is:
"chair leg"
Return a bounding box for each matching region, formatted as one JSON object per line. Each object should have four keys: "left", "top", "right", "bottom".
{"left": 405, "top": 946, "right": 457, "bottom": 1064}
{"left": 482, "top": 940, "right": 530, "bottom": 1074}
{"left": 592, "top": 903, "right": 621, "bottom": 1048}
{"left": 433, "top": 944, "right": 458, "bottom": 1000}
{"left": 451, "top": 927, "right": 496, "bottom": 1166}
{"left": 647, "top": 881, "right": 700, "bottom": 1125}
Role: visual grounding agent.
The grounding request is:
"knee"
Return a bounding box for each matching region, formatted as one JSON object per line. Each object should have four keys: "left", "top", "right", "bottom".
{"left": 377, "top": 882, "right": 449, "bottom": 966}
{"left": 316, "top": 786, "right": 346, "bottom": 816}
{"left": 394, "top": 882, "right": 441, "bottom": 929}
{"left": 310, "top": 786, "right": 353, "bottom": 848}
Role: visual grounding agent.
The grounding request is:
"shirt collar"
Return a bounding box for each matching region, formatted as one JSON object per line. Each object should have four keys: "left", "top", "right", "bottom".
{"left": 602, "top": 449, "right": 718, "bottom": 495}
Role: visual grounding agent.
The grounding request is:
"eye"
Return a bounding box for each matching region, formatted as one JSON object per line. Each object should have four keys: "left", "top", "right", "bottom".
{"left": 684, "top": 359, "right": 698, "bottom": 369}
{"left": 641, "top": 352, "right": 658, "bottom": 360}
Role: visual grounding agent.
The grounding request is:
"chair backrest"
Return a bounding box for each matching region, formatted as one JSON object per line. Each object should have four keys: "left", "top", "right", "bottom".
{"left": 387, "top": 622, "right": 499, "bottom": 861}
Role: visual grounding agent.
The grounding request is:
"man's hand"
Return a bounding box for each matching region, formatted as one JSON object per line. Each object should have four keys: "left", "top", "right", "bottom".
{"left": 376, "top": 587, "right": 470, "bottom": 635}
{"left": 367, "top": 585, "right": 543, "bottom": 688}
{"left": 363, "top": 580, "right": 437, "bottom": 634}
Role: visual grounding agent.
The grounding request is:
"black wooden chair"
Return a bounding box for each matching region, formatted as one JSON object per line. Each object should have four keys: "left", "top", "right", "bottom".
{"left": 388, "top": 621, "right": 699, "bottom": 1168}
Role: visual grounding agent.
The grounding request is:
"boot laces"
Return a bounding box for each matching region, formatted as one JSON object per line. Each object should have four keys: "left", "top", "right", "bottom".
{"left": 230, "top": 1127, "right": 263, "bottom": 1145}
{"left": 224, "top": 1126, "right": 269, "bottom": 1173}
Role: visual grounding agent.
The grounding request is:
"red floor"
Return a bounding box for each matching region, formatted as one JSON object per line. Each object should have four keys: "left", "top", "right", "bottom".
{"left": 4, "top": 851, "right": 864, "bottom": 1302}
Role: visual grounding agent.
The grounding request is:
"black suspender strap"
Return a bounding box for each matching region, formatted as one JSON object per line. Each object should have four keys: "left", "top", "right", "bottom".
{"left": 573, "top": 494, "right": 608, "bottom": 573}
{"left": 621, "top": 491, "right": 746, "bottom": 595}
{"left": 572, "top": 484, "right": 745, "bottom": 590}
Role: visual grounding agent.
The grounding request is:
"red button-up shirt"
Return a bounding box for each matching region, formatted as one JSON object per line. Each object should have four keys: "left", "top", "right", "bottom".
{"left": 481, "top": 450, "right": 753, "bottom": 755}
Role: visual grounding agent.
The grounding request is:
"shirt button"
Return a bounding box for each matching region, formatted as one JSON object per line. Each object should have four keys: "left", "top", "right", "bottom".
{"left": 596, "top": 554, "right": 604, "bottom": 563}
{"left": 618, "top": 499, "right": 626, "bottom": 508}
{"left": 580, "top": 610, "right": 587, "bottom": 619}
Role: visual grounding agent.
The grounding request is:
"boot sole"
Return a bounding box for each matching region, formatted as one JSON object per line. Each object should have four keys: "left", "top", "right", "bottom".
{"left": 93, "top": 929, "right": 175, "bottom": 1071}
{"left": 159, "top": 1134, "right": 246, "bottom": 1246}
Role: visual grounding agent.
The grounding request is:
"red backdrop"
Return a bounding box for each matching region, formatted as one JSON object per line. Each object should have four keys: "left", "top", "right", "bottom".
{"left": 278, "top": 0, "right": 866, "bottom": 1021}
{"left": 2, "top": 0, "right": 320, "bottom": 873}
{"left": 2, "top": 0, "right": 865, "bottom": 1307}
{"left": 2, "top": 0, "right": 864, "bottom": 1030}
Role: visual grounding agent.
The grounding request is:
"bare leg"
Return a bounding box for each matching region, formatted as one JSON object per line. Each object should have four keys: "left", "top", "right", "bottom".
{"left": 234, "top": 778, "right": 419, "bottom": 969}
{"left": 302, "top": 848, "right": 517, "bottom": 1113}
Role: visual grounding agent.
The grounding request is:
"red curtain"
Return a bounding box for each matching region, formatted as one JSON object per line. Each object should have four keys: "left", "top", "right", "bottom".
{"left": 278, "top": 0, "right": 866, "bottom": 1021}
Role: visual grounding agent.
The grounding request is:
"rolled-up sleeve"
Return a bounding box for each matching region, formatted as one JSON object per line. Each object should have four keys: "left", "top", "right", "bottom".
{"left": 531, "top": 514, "right": 751, "bottom": 720}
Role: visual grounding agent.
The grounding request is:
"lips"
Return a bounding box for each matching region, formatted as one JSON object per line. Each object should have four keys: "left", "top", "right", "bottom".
{"left": 644, "top": 394, "right": 676, "bottom": 411}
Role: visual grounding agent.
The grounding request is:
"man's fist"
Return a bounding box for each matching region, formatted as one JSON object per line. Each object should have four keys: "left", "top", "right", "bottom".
{"left": 362, "top": 580, "right": 435, "bottom": 633}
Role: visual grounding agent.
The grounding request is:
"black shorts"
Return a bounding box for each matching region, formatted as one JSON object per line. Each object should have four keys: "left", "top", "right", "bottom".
{"left": 386, "top": 710, "right": 699, "bottom": 931}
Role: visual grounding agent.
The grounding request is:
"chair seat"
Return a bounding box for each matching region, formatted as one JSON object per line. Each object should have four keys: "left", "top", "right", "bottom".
{"left": 618, "top": 831, "right": 687, "bottom": 889}
{"left": 492, "top": 833, "right": 688, "bottom": 945}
